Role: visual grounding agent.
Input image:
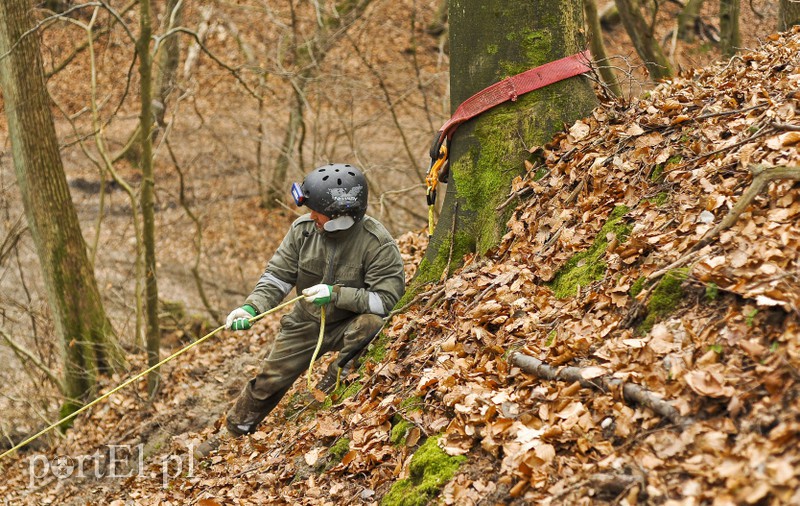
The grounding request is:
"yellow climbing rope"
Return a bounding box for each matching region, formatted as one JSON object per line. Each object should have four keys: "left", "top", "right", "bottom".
{"left": 0, "top": 294, "right": 308, "bottom": 462}
{"left": 307, "top": 305, "right": 326, "bottom": 390}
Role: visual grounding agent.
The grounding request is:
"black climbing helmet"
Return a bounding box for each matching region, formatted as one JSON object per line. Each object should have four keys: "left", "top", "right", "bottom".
{"left": 292, "top": 163, "right": 369, "bottom": 220}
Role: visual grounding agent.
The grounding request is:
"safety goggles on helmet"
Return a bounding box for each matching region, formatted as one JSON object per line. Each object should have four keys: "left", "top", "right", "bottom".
{"left": 291, "top": 182, "right": 305, "bottom": 206}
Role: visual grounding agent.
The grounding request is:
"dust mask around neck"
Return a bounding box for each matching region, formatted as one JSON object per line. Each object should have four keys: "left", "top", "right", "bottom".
{"left": 323, "top": 216, "right": 355, "bottom": 232}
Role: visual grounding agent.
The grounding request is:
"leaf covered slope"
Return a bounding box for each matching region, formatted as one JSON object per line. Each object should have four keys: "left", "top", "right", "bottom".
{"left": 6, "top": 29, "right": 800, "bottom": 506}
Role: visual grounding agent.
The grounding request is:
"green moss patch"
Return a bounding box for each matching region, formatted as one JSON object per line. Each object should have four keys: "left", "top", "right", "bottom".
{"left": 399, "top": 396, "right": 423, "bottom": 412}
{"left": 381, "top": 435, "right": 467, "bottom": 506}
{"left": 639, "top": 268, "right": 689, "bottom": 333}
{"left": 646, "top": 192, "right": 670, "bottom": 206}
{"left": 650, "top": 155, "right": 682, "bottom": 183}
{"left": 390, "top": 419, "right": 413, "bottom": 446}
{"left": 629, "top": 276, "right": 646, "bottom": 298}
{"left": 549, "top": 205, "right": 632, "bottom": 299}
{"left": 705, "top": 282, "right": 719, "bottom": 301}
{"left": 328, "top": 437, "right": 350, "bottom": 462}
{"left": 321, "top": 379, "right": 363, "bottom": 410}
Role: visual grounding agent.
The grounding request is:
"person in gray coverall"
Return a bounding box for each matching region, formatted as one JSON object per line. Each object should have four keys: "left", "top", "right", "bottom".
{"left": 223, "top": 163, "right": 405, "bottom": 437}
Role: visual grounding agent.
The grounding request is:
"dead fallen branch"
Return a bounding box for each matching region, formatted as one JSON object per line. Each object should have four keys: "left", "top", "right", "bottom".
{"left": 691, "top": 164, "right": 800, "bottom": 252}
{"left": 509, "top": 352, "right": 688, "bottom": 426}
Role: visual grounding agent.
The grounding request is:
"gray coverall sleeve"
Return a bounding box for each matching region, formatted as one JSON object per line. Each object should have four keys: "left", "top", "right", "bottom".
{"left": 244, "top": 228, "right": 300, "bottom": 313}
{"left": 334, "top": 241, "right": 405, "bottom": 316}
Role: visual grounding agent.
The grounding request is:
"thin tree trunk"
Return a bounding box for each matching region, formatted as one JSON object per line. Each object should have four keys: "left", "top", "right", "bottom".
{"left": 778, "top": 0, "right": 800, "bottom": 31}
{"left": 614, "top": 0, "right": 673, "bottom": 79}
{"left": 419, "top": 1, "right": 597, "bottom": 283}
{"left": 677, "top": 0, "right": 705, "bottom": 41}
{"left": 584, "top": 0, "right": 622, "bottom": 96}
{"left": 0, "top": 0, "right": 122, "bottom": 421}
{"left": 266, "top": 86, "right": 304, "bottom": 207}
{"left": 137, "top": 0, "right": 162, "bottom": 396}
{"left": 153, "top": 0, "right": 184, "bottom": 129}
{"left": 719, "top": 0, "right": 740, "bottom": 58}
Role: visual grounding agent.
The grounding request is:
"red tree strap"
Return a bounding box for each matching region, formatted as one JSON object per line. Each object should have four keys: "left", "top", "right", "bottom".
{"left": 430, "top": 50, "right": 593, "bottom": 159}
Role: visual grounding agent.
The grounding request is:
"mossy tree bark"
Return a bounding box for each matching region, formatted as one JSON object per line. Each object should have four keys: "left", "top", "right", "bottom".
{"left": 778, "top": 0, "right": 800, "bottom": 31}
{"left": 614, "top": 0, "right": 673, "bottom": 79}
{"left": 719, "top": 0, "right": 741, "bottom": 58}
{"left": 0, "top": 0, "right": 123, "bottom": 418}
{"left": 137, "top": 0, "right": 162, "bottom": 396}
{"left": 418, "top": 0, "right": 597, "bottom": 283}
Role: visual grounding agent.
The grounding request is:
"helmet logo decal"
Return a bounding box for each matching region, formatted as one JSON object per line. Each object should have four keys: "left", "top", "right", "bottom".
{"left": 325, "top": 185, "right": 363, "bottom": 210}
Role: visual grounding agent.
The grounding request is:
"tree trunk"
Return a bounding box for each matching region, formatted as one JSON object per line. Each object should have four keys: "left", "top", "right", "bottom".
{"left": 778, "top": 0, "right": 800, "bottom": 31}
{"left": 677, "top": 0, "right": 705, "bottom": 41}
{"left": 265, "top": 86, "right": 304, "bottom": 207}
{"left": 719, "top": 0, "right": 740, "bottom": 58}
{"left": 0, "top": 0, "right": 122, "bottom": 420}
{"left": 614, "top": 0, "right": 673, "bottom": 79}
{"left": 584, "top": 0, "right": 622, "bottom": 96}
{"left": 137, "top": 0, "right": 161, "bottom": 396}
{"left": 153, "top": 0, "right": 184, "bottom": 129}
{"left": 419, "top": 0, "right": 597, "bottom": 283}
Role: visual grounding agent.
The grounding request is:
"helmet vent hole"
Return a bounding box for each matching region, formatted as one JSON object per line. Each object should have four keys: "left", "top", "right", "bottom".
{"left": 348, "top": 171, "right": 355, "bottom": 176}
{"left": 337, "top": 178, "right": 342, "bottom": 185}
{"left": 322, "top": 175, "right": 329, "bottom": 181}
{"left": 319, "top": 169, "right": 326, "bottom": 172}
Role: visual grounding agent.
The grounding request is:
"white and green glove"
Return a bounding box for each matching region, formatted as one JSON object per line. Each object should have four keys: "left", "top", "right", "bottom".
{"left": 302, "top": 284, "right": 334, "bottom": 306}
{"left": 225, "top": 305, "right": 257, "bottom": 331}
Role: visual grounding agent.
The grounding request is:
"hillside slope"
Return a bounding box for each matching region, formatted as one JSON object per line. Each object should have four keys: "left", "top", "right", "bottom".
{"left": 4, "top": 27, "right": 800, "bottom": 506}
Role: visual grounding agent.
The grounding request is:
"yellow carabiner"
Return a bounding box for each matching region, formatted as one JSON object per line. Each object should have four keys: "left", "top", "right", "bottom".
{"left": 425, "top": 144, "right": 448, "bottom": 236}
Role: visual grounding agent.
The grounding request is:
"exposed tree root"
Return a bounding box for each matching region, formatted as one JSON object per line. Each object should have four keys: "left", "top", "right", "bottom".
{"left": 509, "top": 352, "right": 688, "bottom": 427}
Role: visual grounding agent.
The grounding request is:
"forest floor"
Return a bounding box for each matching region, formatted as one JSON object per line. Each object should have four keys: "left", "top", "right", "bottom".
{"left": 0, "top": 1, "right": 797, "bottom": 505}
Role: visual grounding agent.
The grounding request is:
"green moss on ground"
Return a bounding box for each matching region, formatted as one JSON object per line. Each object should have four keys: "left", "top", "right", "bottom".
{"left": 646, "top": 192, "right": 670, "bottom": 206}
{"left": 321, "top": 379, "right": 363, "bottom": 410}
{"left": 381, "top": 435, "right": 467, "bottom": 506}
{"left": 390, "top": 419, "right": 413, "bottom": 446}
{"left": 630, "top": 276, "right": 646, "bottom": 298}
{"left": 58, "top": 401, "right": 81, "bottom": 431}
{"left": 651, "top": 155, "right": 682, "bottom": 183}
{"left": 705, "top": 282, "right": 719, "bottom": 301}
{"left": 549, "top": 205, "right": 632, "bottom": 299}
{"left": 363, "top": 331, "right": 390, "bottom": 365}
{"left": 639, "top": 268, "right": 689, "bottom": 333}
{"left": 399, "top": 396, "right": 423, "bottom": 412}
{"left": 328, "top": 437, "right": 350, "bottom": 462}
